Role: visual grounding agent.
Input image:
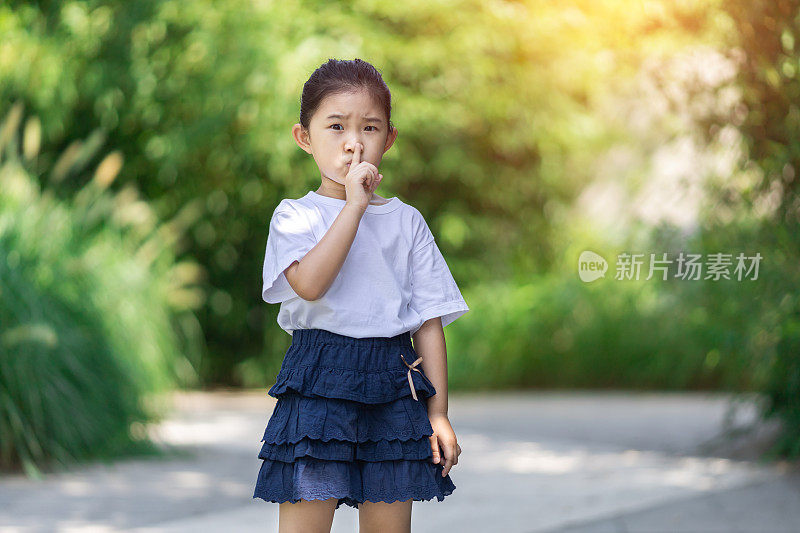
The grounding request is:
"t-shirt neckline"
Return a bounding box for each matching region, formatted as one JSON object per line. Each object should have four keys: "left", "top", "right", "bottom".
{"left": 306, "top": 190, "right": 402, "bottom": 214}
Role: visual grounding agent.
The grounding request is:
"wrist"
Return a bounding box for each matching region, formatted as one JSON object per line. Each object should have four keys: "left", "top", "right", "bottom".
{"left": 343, "top": 201, "right": 366, "bottom": 216}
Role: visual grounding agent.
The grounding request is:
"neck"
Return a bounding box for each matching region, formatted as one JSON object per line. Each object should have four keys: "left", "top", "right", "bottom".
{"left": 316, "top": 176, "right": 347, "bottom": 200}
{"left": 316, "top": 176, "right": 387, "bottom": 204}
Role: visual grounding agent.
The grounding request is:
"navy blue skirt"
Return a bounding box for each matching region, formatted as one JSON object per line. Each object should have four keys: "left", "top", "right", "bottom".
{"left": 252, "top": 328, "right": 456, "bottom": 509}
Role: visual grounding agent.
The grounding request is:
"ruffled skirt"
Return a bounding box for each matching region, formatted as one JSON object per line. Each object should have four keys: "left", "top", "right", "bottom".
{"left": 252, "top": 328, "right": 455, "bottom": 509}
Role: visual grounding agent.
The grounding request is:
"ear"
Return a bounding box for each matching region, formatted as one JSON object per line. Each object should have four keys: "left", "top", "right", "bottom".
{"left": 382, "top": 125, "right": 398, "bottom": 155}
{"left": 292, "top": 123, "right": 313, "bottom": 155}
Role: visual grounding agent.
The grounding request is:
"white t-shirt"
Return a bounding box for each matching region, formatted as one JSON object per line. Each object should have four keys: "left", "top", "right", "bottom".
{"left": 261, "top": 190, "right": 469, "bottom": 338}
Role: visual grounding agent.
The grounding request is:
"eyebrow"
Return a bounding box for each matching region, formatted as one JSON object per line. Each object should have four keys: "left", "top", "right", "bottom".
{"left": 326, "top": 113, "right": 383, "bottom": 124}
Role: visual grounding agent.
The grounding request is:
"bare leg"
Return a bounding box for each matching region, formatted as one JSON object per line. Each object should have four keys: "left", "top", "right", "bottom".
{"left": 358, "top": 499, "right": 412, "bottom": 533}
{"left": 278, "top": 497, "right": 338, "bottom": 533}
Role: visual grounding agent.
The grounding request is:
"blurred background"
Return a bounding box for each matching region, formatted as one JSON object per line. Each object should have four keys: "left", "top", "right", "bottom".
{"left": 2, "top": 0, "right": 800, "bottom": 531}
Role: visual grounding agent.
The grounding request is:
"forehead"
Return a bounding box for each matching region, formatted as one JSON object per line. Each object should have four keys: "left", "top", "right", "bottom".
{"left": 316, "top": 90, "right": 383, "bottom": 119}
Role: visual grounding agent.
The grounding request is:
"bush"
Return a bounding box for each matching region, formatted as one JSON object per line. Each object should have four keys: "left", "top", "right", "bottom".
{"left": 447, "top": 274, "right": 730, "bottom": 392}
{"left": 0, "top": 102, "right": 205, "bottom": 476}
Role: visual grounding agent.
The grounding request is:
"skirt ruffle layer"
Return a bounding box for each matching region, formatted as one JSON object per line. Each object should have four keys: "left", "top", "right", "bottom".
{"left": 253, "top": 456, "right": 456, "bottom": 509}
{"left": 258, "top": 435, "right": 435, "bottom": 462}
{"left": 260, "top": 393, "right": 435, "bottom": 444}
{"left": 267, "top": 342, "right": 436, "bottom": 404}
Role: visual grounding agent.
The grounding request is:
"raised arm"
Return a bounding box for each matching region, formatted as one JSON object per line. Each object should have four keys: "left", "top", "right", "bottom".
{"left": 283, "top": 142, "right": 381, "bottom": 301}
{"left": 283, "top": 203, "right": 364, "bottom": 301}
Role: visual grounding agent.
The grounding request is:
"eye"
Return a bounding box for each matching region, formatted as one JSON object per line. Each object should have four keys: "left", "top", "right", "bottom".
{"left": 365, "top": 126, "right": 378, "bottom": 132}
{"left": 330, "top": 124, "right": 343, "bottom": 130}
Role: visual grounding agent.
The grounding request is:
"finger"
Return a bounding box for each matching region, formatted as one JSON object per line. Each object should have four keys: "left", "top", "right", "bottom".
{"left": 446, "top": 442, "right": 458, "bottom": 469}
{"left": 364, "top": 169, "right": 374, "bottom": 192}
{"left": 352, "top": 142, "right": 362, "bottom": 167}
{"left": 373, "top": 173, "right": 382, "bottom": 192}
{"left": 441, "top": 444, "right": 453, "bottom": 477}
{"left": 429, "top": 436, "right": 441, "bottom": 464}
{"left": 438, "top": 442, "right": 449, "bottom": 476}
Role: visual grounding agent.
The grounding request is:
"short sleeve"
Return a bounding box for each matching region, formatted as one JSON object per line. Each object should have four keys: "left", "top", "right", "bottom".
{"left": 261, "top": 202, "right": 317, "bottom": 304}
{"left": 409, "top": 217, "right": 469, "bottom": 332}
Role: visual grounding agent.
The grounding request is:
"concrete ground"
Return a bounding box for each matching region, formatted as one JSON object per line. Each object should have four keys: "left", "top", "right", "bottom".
{"left": 1, "top": 389, "right": 798, "bottom": 533}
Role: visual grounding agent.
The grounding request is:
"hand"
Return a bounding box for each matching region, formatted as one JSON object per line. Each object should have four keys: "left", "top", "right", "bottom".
{"left": 428, "top": 413, "right": 461, "bottom": 477}
{"left": 344, "top": 142, "right": 382, "bottom": 212}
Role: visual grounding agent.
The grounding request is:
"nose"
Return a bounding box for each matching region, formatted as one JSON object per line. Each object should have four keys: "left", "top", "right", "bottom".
{"left": 345, "top": 139, "right": 364, "bottom": 153}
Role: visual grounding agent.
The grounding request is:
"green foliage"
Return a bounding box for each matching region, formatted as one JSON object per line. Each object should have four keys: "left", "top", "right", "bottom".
{"left": 446, "top": 272, "right": 753, "bottom": 392}
{"left": 0, "top": 0, "right": 719, "bottom": 382}
{"left": 1, "top": 0, "right": 282, "bottom": 383}
{"left": 0, "top": 102, "right": 204, "bottom": 475}
{"left": 666, "top": 214, "right": 800, "bottom": 460}
{"left": 705, "top": 0, "right": 800, "bottom": 459}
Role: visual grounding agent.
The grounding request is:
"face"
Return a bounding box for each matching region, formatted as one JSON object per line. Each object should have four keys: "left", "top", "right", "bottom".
{"left": 293, "top": 89, "right": 397, "bottom": 186}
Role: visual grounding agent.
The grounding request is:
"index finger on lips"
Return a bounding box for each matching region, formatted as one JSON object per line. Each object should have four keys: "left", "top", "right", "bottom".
{"left": 352, "top": 142, "right": 362, "bottom": 166}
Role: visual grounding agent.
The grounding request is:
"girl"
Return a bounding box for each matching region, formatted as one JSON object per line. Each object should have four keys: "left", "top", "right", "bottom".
{"left": 253, "top": 58, "right": 468, "bottom": 533}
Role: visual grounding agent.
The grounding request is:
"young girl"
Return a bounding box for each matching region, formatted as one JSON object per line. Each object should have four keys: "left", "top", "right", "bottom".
{"left": 253, "top": 58, "right": 468, "bottom": 533}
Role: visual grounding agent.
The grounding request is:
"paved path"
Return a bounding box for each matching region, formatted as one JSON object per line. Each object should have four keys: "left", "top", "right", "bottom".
{"left": 1, "top": 390, "right": 798, "bottom": 532}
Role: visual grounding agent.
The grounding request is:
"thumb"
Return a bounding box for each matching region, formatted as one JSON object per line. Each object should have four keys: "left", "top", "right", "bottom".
{"left": 429, "top": 435, "right": 441, "bottom": 464}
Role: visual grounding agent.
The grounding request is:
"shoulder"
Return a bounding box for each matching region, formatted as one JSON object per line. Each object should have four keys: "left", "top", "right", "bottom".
{"left": 274, "top": 194, "right": 314, "bottom": 213}
{"left": 396, "top": 201, "right": 435, "bottom": 251}
{"left": 271, "top": 195, "right": 316, "bottom": 220}
{"left": 394, "top": 199, "right": 425, "bottom": 223}
{"left": 268, "top": 197, "right": 318, "bottom": 237}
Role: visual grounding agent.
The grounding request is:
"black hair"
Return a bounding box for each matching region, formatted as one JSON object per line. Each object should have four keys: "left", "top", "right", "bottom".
{"left": 299, "top": 58, "right": 394, "bottom": 135}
